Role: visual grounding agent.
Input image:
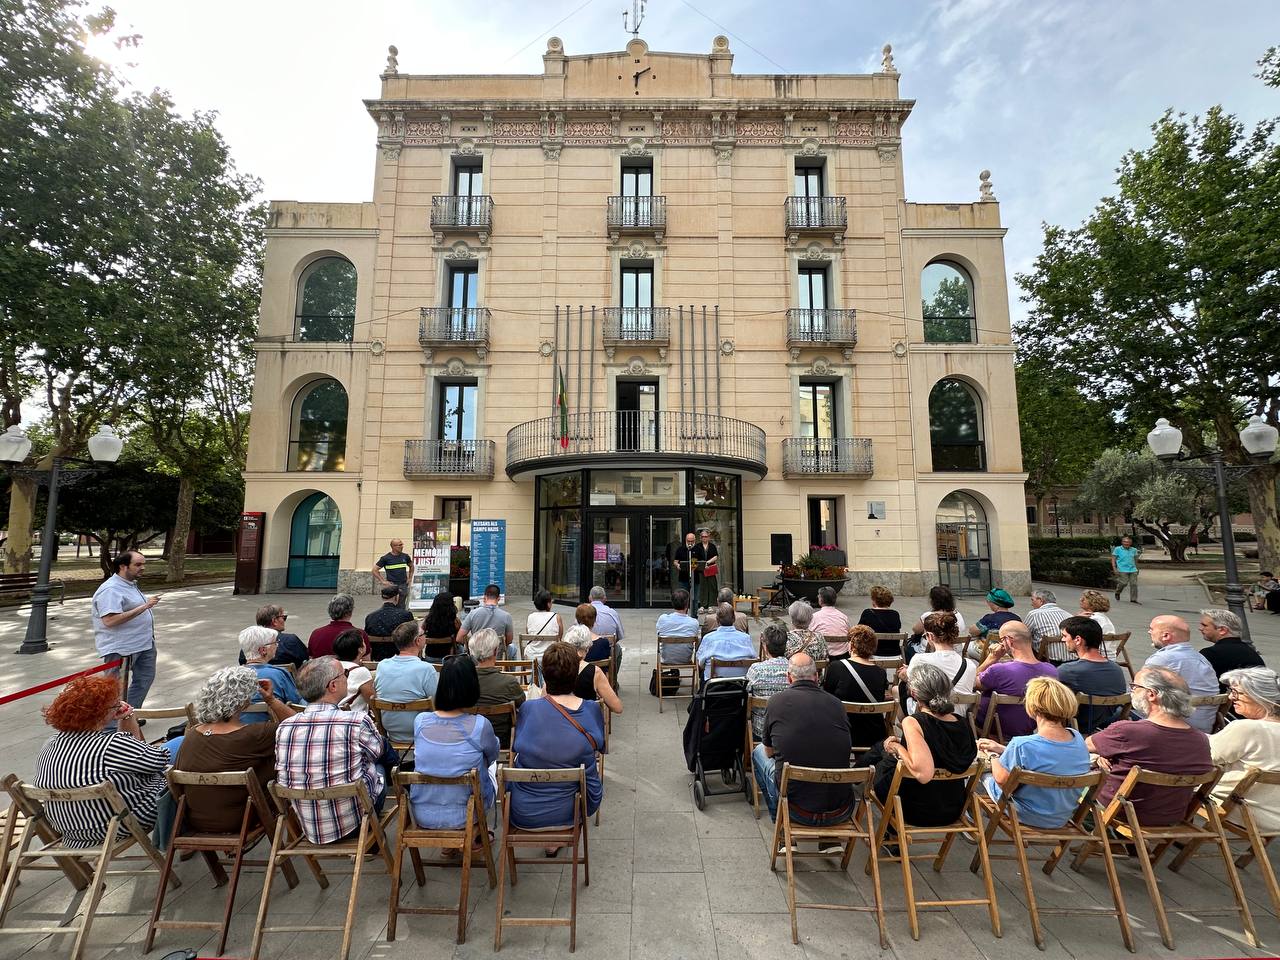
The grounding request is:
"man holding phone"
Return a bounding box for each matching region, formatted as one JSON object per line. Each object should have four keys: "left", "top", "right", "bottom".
{"left": 92, "top": 549, "right": 162, "bottom": 716}
{"left": 974, "top": 621, "right": 1057, "bottom": 739}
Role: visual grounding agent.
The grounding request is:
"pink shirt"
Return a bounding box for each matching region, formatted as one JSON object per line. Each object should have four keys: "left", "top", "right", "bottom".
{"left": 809, "top": 606, "right": 851, "bottom": 657}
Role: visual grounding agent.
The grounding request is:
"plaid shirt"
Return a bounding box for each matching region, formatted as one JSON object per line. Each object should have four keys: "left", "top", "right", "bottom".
{"left": 746, "top": 657, "right": 790, "bottom": 740}
{"left": 275, "top": 703, "right": 384, "bottom": 844}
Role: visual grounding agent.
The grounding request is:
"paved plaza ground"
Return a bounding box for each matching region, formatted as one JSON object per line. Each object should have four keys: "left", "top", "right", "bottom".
{"left": 1, "top": 576, "right": 1279, "bottom": 959}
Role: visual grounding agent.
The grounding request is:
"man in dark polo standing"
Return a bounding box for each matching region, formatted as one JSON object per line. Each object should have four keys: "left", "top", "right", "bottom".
{"left": 373, "top": 538, "right": 413, "bottom": 608}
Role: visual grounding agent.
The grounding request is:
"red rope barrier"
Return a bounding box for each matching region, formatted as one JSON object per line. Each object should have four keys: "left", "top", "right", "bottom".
{"left": 0, "top": 658, "right": 124, "bottom": 707}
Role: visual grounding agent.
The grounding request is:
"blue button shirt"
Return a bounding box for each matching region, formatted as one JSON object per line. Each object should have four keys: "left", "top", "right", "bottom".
{"left": 91, "top": 574, "right": 154, "bottom": 657}
{"left": 592, "top": 600, "right": 624, "bottom": 642}
{"left": 374, "top": 656, "right": 440, "bottom": 742}
{"left": 1144, "top": 642, "right": 1220, "bottom": 732}
{"left": 656, "top": 611, "right": 699, "bottom": 664}
{"left": 695, "top": 626, "right": 755, "bottom": 679}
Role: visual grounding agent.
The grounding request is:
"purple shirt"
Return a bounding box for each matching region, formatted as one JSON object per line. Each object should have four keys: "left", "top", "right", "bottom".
{"left": 977, "top": 660, "right": 1058, "bottom": 739}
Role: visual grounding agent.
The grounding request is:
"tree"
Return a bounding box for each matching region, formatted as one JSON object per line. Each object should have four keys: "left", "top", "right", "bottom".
{"left": 54, "top": 462, "right": 178, "bottom": 576}
{"left": 1017, "top": 105, "right": 1280, "bottom": 569}
{"left": 1259, "top": 46, "right": 1279, "bottom": 88}
{"left": 1016, "top": 359, "right": 1118, "bottom": 534}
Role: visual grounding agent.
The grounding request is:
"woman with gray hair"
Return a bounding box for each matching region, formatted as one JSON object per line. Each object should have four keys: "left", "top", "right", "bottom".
{"left": 869, "top": 660, "right": 977, "bottom": 827}
{"left": 1210, "top": 667, "right": 1280, "bottom": 831}
{"left": 785, "top": 599, "right": 827, "bottom": 663}
{"left": 239, "top": 625, "right": 302, "bottom": 721}
{"left": 174, "top": 666, "right": 293, "bottom": 833}
{"left": 564, "top": 624, "right": 623, "bottom": 715}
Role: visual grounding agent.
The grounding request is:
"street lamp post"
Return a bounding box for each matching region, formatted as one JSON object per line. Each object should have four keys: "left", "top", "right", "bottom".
{"left": 1147, "top": 415, "right": 1279, "bottom": 645}
{"left": 0, "top": 424, "right": 123, "bottom": 654}
{"left": 1052, "top": 495, "right": 1061, "bottom": 538}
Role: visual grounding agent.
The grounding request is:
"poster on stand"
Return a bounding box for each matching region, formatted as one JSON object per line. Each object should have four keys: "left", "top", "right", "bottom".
{"left": 409, "top": 519, "right": 450, "bottom": 611}
{"left": 469, "top": 519, "right": 507, "bottom": 602}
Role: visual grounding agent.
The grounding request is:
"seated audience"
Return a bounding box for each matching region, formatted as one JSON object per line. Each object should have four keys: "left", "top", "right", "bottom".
{"left": 977, "top": 677, "right": 1091, "bottom": 828}
{"left": 508, "top": 642, "right": 607, "bottom": 831}
{"left": 564, "top": 624, "right": 624, "bottom": 715}
{"left": 1144, "top": 615, "right": 1221, "bottom": 732}
{"left": 700, "top": 586, "right": 749, "bottom": 635}
{"left": 422, "top": 591, "right": 461, "bottom": 662}
{"left": 470, "top": 626, "right": 527, "bottom": 747}
{"left": 307, "top": 594, "right": 366, "bottom": 659}
{"left": 177, "top": 666, "right": 293, "bottom": 833}
{"left": 588, "top": 584, "right": 626, "bottom": 677}
{"left": 458, "top": 583, "right": 516, "bottom": 660}
{"left": 746, "top": 622, "right": 791, "bottom": 741}
{"left": 575, "top": 602, "right": 612, "bottom": 663}
{"left": 1056, "top": 616, "right": 1127, "bottom": 734}
{"left": 1024, "top": 589, "right": 1073, "bottom": 663}
{"left": 967, "top": 588, "right": 1021, "bottom": 650}
{"left": 824, "top": 624, "right": 891, "bottom": 749}
{"left": 1198, "top": 608, "right": 1265, "bottom": 681}
{"left": 908, "top": 585, "right": 967, "bottom": 662}
{"left": 276, "top": 657, "right": 392, "bottom": 842}
{"left": 1211, "top": 667, "right": 1280, "bottom": 832}
{"left": 695, "top": 603, "right": 756, "bottom": 680}
{"left": 785, "top": 599, "right": 828, "bottom": 663}
{"left": 34, "top": 675, "right": 174, "bottom": 848}
{"left": 752, "top": 653, "right": 853, "bottom": 824}
{"left": 811, "top": 586, "right": 851, "bottom": 659}
{"left": 240, "top": 625, "right": 302, "bottom": 722}
{"left": 363, "top": 584, "right": 415, "bottom": 660}
{"left": 524, "top": 589, "right": 564, "bottom": 660}
{"left": 1086, "top": 666, "right": 1213, "bottom": 825}
{"left": 372, "top": 620, "right": 439, "bottom": 743}
{"left": 237, "top": 604, "right": 308, "bottom": 669}
{"left": 1251, "top": 572, "right": 1279, "bottom": 611}
{"left": 656, "top": 588, "right": 699, "bottom": 665}
{"left": 333, "top": 629, "right": 375, "bottom": 714}
{"left": 858, "top": 585, "right": 903, "bottom": 656}
{"left": 411, "top": 656, "right": 500, "bottom": 840}
{"left": 975, "top": 622, "right": 1057, "bottom": 740}
{"left": 1077, "top": 590, "right": 1116, "bottom": 637}
{"left": 902, "top": 611, "right": 976, "bottom": 715}
{"left": 871, "top": 661, "right": 978, "bottom": 827}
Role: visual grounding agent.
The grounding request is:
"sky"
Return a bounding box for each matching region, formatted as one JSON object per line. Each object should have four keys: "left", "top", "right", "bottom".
{"left": 82, "top": 0, "right": 1280, "bottom": 323}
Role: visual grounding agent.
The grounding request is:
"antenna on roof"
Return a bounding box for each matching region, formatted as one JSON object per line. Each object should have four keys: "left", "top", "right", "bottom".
{"left": 623, "top": 0, "right": 646, "bottom": 38}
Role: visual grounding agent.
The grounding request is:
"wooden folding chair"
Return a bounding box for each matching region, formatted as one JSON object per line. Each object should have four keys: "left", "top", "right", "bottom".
{"left": 768, "top": 764, "right": 886, "bottom": 947}
{"left": 951, "top": 691, "right": 982, "bottom": 737}
{"left": 1169, "top": 766, "right": 1280, "bottom": 917}
{"left": 1106, "top": 631, "right": 1134, "bottom": 678}
{"left": 971, "top": 767, "right": 1132, "bottom": 951}
{"left": 866, "top": 760, "right": 1001, "bottom": 940}
{"left": 1070, "top": 692, "right": 1131, "bottom": 734}
{"left": 369, "top": 696, "right": 434, "bottom": 764}
{"left": 518, "top": 632, "right": 558, "bottom": 659}
{"left": 0, "top": 800, "right": 23, "bottom": 889}
{"left": 145, "top": 768, "right": 303, "bottom": 955}
{"left": 496, "top": 659, "right": 535, "bottom": 684}
{"left": 467, "top": 701, "right": 519, "bottom": 759}
{"left": 707, "top": 656, "right": 757, "bottom": 681}
{"left": 1071, "top": 765, "right": 1257, "bottom": 950}
{"left": 0, "top": 774, "right": 87, "bottom": 891}
{"left": 250, "top": 780, "right": 395, "bottom": 960}
{"left": 977, "top": 692, "right": 1025, "bottom": 742}
{"left": 389, "top": 769, "right": 495, "bottom": 945}
{"left": 875, "top": 632, "right": 908, "bottom": 657}
{"left": 873, "top": 656, "right": 903, "bottom": 674}
{"left": 494, "top": 765, "right": 591, "bottom": 953}
{"left": 1034, "top": 634, "right": 1071, "bottom": 664}
{"left": 1189, "top": 693, "right": 1232, "bottom": 732}
{"left": 655, "top": 635, "right": 700, "bottom": 713}
{"left": 841, "top": 700, "right": 897, "bottom": 759}
{"left": 593, "top": 635, "right": 619, "bottom": 690}
{"left": 366, "top": 634, "right": 395, "bottom": 661}
{"left": 744, "top": 695, "right": 769, "bottom": 819}
{"left": 131, "top": 704, "right": 197, "bottom": 745}
{"left": 0, "top": 780, "right": 180, "bottom": 960}
{"left": 822, "top": 635, "right": 847, "bottom": 658}
{"left": 815, "top": 658, "right": 829, "bottom": 682}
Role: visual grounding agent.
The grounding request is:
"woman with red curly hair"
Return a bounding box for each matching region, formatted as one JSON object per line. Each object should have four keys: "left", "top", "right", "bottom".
{"left": 33, "top": 674, "right": 173, "bottom": 848}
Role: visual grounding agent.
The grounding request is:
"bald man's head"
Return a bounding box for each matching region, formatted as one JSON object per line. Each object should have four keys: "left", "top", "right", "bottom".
{"left": 999, "top": 621, "right": 1033, "bottom": 650}
{"left": 787, "top": 652, "right": 817, "bottom": 682}
{"left": 1149, "top": 615, "right": 1190, "bottom": 649}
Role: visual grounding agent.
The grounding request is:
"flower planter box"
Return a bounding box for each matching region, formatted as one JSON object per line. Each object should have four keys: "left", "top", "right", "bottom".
{"left": 780, "top": 576, "right": 849, "bottom": 605}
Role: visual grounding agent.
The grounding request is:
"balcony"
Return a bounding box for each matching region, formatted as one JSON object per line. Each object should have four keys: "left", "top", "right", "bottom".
{"left": 785, "top": 308, "right": 858, "bottom": 359}
{"left": 404, "top": 440, "right": 496, "bottom": 479}
{"left": 431, "top": 195, "right": 493, "bottom": 242}
{"left": 506, "top": 410, "right": 767, "bottom": 479}
{"left": 782, "top": 438, "right": 874, "bottom": 478}
{"left": 602, "top": 307, "right": 670, "bottom": 350}
{"left": 784, "top": 196, "right": 847, "bottom": 243}
{"left": 606, "top": 195, "right": 666, "bottom": 242}
{"left": 419, "top": 307, "right": 490, "bottom": 360}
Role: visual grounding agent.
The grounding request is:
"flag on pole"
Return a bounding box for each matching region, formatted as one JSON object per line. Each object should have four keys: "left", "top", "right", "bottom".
{"left": 557, "top": 365, "right": 569, "bottom": 449}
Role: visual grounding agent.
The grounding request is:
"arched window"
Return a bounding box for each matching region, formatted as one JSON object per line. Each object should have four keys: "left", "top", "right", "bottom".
{"left": 928, "top": 378, "right": 985, "bottom": 471}
{"left": 935, "top": 491, "right": 991, "bottom": 595}
{"left": 289, "top": 379, "right": 347, "bottom": 471}
{"left": 921, "top": 261, "right": 975, "bottom": 342}
{"left": 288, "top": 492, "right": 342, "bottom": 588}
{"left": 296, "top": 257, "right": 356, "bottom": 342}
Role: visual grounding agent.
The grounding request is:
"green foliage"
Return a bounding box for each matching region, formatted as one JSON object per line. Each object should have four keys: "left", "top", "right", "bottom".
{"left": 1028, "top": 536, "right": 1115, "bottom": 552}
{"left": 1259, "top": 46, "right": 1279, "bottom": 88}
{"left": 1029, "top": 536, "right": 1114, "bottom": 587}
{"left": 1016, "top": 360, "right": 1118, "bottom": 500}
{"left": 54, "top": 462, "right": 179, "bottom": 574}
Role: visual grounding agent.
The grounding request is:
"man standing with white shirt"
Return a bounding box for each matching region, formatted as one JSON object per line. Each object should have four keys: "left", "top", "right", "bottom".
{"left": 91, "top": 550, "right": 161, "bottom": 713}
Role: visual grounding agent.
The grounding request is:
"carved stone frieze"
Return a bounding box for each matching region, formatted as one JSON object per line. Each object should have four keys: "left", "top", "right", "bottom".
{"left": 834, "top": 119, "right": 875, "bottom": 144}
{"left": 660, "top": 117, "right": 711, "bottom": 144}
{"left": 492, "top": 119, "right": 540, "bottom": 143}
{"left": 737, "top": 118, "right": 783, "bottom": 144}
{"left": 564, "top": 119, "right": 614, "bottom": 144}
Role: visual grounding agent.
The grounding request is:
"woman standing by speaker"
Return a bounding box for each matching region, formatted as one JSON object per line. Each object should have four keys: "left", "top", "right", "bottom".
{"left": 692, "top": 528, "right": 719, "bottom": 611}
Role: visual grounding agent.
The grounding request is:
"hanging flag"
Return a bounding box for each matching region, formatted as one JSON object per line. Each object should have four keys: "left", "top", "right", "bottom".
{"left": 557, "top": 365, "right": 569, "bottom": 449}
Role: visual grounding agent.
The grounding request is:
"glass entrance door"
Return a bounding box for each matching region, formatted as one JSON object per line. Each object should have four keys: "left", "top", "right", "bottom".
{"left": 590, "top": 516, "right": 631, "bottom": 606}
{"left": 646, "top": 516, "right": 684, "bottom": 605}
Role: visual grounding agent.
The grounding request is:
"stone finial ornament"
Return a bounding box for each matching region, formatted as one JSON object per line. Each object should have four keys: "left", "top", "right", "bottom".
{"left": 880, "top": 43, "right": 897, "bottom": 74}
{"left": 546, "top": 36, "right": 564, "bottom": 54}
{"left": 978, "top": 169, "right": 996, "bottom": 202}
{"left": 385, "top": 45, "right": 399, "bottom": 74}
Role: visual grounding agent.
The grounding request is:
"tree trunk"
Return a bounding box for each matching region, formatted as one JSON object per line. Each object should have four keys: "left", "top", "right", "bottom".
{"left": 1246, "top": 468, "right": 1280, "bottom": 572}
{"left": 1034, "top": 495, "right": 1045, "bottom": 538}
{"left": 3, "top": 476, "right": 35, "bottom": 573}
{"left": 98, "top": 533, "right": 113, "bottom": 579}
{"left": 167, "top": 475, "right": 194, "bottom": 583}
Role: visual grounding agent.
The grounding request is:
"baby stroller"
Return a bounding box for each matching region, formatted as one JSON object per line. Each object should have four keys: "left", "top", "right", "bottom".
{"left": 682, "top": 675, "right": 749, "bottom": 809}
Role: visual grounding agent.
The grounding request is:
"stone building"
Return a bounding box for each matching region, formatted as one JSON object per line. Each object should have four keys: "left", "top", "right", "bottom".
{"left": 242, "top": 35, "right": 1030, "bottom": 604}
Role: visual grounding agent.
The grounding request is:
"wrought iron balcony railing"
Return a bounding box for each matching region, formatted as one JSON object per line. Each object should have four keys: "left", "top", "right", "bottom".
{"left": 784, "top": 196, "right": 848, "bottom": 232}
{"left": 419, "top": 307, "right": 490, "bottom": 357}
{"left": 602, "top": 307, "right": 671, "bottom": 345}
{"left": 403, "top": 440, "right": 496, "bottom": 478}
{"left": 430, "top": 195, "right": 493, "bottom": 234}
{"left": 606, "top": 196, "right": 667, "bottom": 239}
{"left": 785, "top": 308, "right": 858, "bottom": 354}
{"left": 781, "top": 437, "right": 874, "bottom": 478}
{"left": 506, "top": 410, "right": 767, "bottom": 478}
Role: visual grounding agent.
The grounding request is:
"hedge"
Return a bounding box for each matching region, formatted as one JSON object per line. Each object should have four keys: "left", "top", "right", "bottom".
{"left": 1031, "top": 557, "right": 1114, "bottom": 588}
{"left": 1028, "top": 536, "right": 1115, "bottom": 552}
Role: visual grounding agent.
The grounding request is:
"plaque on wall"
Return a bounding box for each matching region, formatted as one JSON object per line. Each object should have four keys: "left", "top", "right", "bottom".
{"left": 390, "top": 500, "right": 414, "bottom": 519}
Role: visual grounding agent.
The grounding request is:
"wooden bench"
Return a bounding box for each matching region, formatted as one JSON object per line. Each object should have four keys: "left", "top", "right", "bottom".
{"left": 0, "top": 573, "right": 64, "bottom": 604}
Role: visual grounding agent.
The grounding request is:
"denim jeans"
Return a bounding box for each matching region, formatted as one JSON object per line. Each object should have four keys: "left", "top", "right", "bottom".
{"left": 751, "top": 744, "right": 855, "bottom": 826}
{"left": 103, "top": 642, "right": 157, "bottom": 709}
{"left": 151, "top": 735, "right": 183, "bottom": 851}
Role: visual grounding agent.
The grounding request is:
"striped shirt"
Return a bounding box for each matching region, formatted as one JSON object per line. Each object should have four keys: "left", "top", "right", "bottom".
{"left": 33, "top": 731, "right": 170, "bottom": 847}
{"left": 1025, "top": 602, "right": 1073, "bottom": 661}
{"left": 275, "top": 703, "right": 384, "bottom": 844}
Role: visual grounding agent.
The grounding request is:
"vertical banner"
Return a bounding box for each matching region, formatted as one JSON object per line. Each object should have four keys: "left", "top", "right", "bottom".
{"left": 233, "top": 512, "right": 265, "bottom": 595}
{"left": 409, "top": 519, "right": 450, "bottom": 612}
{"left": 469, "top": 519, "right": 507, "bottom": 602}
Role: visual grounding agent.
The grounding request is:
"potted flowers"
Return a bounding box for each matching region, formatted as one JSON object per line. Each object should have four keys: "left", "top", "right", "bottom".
{"left": 780, "top": 549, "right": 850, "bottom": 604}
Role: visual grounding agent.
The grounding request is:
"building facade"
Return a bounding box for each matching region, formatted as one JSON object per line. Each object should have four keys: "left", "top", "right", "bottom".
{"left": 242, "top": 35, "right": 1030, "bottom": 606}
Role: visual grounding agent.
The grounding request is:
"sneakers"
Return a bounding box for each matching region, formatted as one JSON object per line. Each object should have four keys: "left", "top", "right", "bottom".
{"left": 818, "top": 843, "right": 846, "bottom": 855}
{"left": 1114, "top": 588, "right": 1122, "bottom": 600}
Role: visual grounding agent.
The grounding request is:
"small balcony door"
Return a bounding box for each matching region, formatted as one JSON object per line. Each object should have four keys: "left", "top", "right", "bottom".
{"left": 453, "top": 162, "right": 484, "bottom": 226}
{"left": 794, "top": 163, "right": 824, "bottom": 227}
{"left": 448, "top": 266, "right": 479, "bottom": 337}
{"left": 620, "top": 161, "right": 654, "bottom": 227}
{"left": 620, "top": 263, "right": 654, "bottom": 338}
{"left": 797, "top": 266, "right": 828, "bottom": 337}
{"left": 616, "top": 380, "right": 657, "bottom": 453}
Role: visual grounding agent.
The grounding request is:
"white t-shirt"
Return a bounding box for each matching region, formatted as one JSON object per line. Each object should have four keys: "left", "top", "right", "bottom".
{"left": 908, "top": 649, "right": 977, "bottom": 716}
{"left": 524, "top": 611, "right": 562, "bottom": 658}
{"left": 1088, "top": 612, "right": 1120, "bottom": 660}
{"left": 1210, "top": 719, "right": 1280, "bottom": 833}
{"left": 917, "top": 610, "right": 966, "bottom": 634}
{"left": 338, "top": 661, "right": 373, "bottom": 714}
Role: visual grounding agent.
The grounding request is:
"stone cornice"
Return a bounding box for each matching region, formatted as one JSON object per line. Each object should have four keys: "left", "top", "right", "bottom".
{"left": 908, "top": 343, "right": 1016, "bottom": 354}
{"left": 265, "top": 227, "right": 379, "bottom": 238}
{"left": 364, "top": 97, "right": 914, "bottom": 117}
{"left": 900, "top": 227, "right": 1007, "bottom": 239}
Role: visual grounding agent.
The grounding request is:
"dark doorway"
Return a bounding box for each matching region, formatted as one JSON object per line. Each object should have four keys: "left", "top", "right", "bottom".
{"left": 616, "top": 380, "right": 657, "bottom": 452}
